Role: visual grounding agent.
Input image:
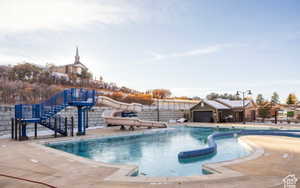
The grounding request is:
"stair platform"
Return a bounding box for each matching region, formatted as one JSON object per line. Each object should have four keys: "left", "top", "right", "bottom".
{"left": 69, "top": 101, "right": 95, "bottom": 107}
{"left": 20, "top": 118, "right": 40, "bottom": 123}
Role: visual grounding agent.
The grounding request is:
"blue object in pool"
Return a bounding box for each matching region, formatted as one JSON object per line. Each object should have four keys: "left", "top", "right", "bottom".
{"left": 178, "top": 129, "right": 300, "bottom": 160}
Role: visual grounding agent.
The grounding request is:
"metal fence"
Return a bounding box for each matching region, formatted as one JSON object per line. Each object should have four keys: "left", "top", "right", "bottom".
{"left": 142, "top": 101, "right": 196, "bottom": 111}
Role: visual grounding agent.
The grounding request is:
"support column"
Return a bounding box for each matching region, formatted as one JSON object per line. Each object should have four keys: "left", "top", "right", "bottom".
{"left": 15, "top": 119, "right": 18, "bottom": 140}
{"left": 83, "top": 108, "right": 86, "bottom": 134}
{"left": 18, "top": 122, "right": 21, "bottom": 141}
{"left": 64, "top": 117, "right": 68, "bottom": 136}
{"left": 77, "top": 106, "right": 85, "bottom": 135}
{"left": 34, "top": 122, "right": 37, "bottom": 139}
{"left": 11, "top": 118, "right": 14, "bottom": 140}
{"left": 54, "top": 117, "right": 57, "bottom": 138}
{"left": 71, "top": 116, "right": 74, "bottom": 137}
{"left": 86, "top": 110, "right": 89, "bottom": 128}
{"left": 20, "top": 122, "right": 28, "bottom": 141}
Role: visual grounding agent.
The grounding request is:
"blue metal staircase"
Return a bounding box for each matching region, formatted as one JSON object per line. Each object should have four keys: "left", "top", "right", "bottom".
{"left": 15, "top": 88, "right": 96, "bottom": 138}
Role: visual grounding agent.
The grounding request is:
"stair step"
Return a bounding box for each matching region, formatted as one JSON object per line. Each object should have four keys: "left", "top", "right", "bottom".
{"left": 39, "top": 122, "right": 67, "bottom": 136}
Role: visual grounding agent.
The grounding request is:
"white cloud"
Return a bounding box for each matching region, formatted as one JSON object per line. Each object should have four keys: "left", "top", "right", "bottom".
{"left": 150, "top": 43, "right": 236, "bottom": 60}
{"left": 0, "top": 0, "right": 140, "bottom": 33}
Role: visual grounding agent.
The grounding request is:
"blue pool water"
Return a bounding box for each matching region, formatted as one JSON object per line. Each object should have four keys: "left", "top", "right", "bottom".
{"left": 48, "top": 127, "right": 251, "bottom": 177}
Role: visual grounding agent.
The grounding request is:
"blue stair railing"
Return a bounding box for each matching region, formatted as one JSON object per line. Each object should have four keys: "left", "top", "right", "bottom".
{"left": 15, "top": 88, "right": 96, "bottom": 137}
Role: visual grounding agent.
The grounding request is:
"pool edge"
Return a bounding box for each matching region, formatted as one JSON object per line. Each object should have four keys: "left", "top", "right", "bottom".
{"left": 29, "top": 128, "right": 266, "bottom": 183}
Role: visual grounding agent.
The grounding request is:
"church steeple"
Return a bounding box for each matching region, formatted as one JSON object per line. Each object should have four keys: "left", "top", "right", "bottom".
{"left": 74, "top": 46, "right": 80, "bottom": 64}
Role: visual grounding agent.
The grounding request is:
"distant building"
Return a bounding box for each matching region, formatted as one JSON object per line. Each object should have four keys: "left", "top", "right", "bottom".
{"left": 190, "top": 98, "right": 257, "bottom": 123}
{"left": 49, "top": 47, "right": 88, "bottom": 76}
{"left": 51, "top": 72, "right": 69, "bottom": 81}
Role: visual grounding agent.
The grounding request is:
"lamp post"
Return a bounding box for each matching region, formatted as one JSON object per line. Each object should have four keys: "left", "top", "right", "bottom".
{"left": 236, "top": 90, "right": 252, "bottom": 124}
{"left": 157, "top": 98, "right": 160, "bottom": 122}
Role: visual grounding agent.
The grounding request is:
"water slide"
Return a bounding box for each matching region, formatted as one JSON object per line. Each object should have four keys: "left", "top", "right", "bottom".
{"left": 97, "top": 96, "right": 143, "bottom": 112}
{"left": 104, "top": 116, "right": 167, "bottom": 129}
{"left": 97, "top": 96, "right": 167, "bottom": 129}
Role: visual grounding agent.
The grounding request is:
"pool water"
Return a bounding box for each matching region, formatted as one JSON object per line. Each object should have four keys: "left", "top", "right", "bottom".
{"left": 48, "top": 127, "right": 251, "bottom": 177}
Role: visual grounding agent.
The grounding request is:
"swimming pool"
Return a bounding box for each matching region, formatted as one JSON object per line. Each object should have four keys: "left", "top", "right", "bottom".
{"left": 48, "top": 127, "right": 251, "bottom": 177}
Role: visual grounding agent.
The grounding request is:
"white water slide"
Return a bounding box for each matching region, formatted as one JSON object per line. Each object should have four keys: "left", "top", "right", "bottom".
{"left": 97, "top": 96, "right": 167, "bottom": 129}
{"left": 103, "top": 116, "right": 167, "bottom": 129}
{"left": 97, "top": 96, "right": 143, "bottom": 112}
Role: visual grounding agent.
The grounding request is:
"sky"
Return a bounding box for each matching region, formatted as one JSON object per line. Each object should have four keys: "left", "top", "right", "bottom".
{"left": 0, "top": 0, "right": 299, "bottom": 102}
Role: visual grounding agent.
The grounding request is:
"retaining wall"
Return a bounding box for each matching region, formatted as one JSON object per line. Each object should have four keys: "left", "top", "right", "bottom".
{"left": 0, "top": 105, "right": 15, "bottom": 136}
{"left": 137, "top": 109, "right": 187, "bottom": 122}
{"left": 0, "top": 105, "right": 107, "bottom": 136}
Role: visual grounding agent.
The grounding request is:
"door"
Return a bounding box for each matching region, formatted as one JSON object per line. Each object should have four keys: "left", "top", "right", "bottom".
{"left": 193, "top": 111, "right": 213, "bottom": 122}
{"left": 239, "top": 111, "right": 244, "bottom": 122}
{"left": 251, "top": 110, "right": 256, "bottom": 121}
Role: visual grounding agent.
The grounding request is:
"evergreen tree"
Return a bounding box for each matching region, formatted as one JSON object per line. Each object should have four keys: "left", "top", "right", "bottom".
{"left": 256, "top": 94, "right": 265, "bottom": 105}
{"left": 258, "top": 105, "right": 271, "bottom": 122}
{"left": 271, "top": 92, "right": 280, "bottom": 104}
{"left": 286, "top": 93, "right": 297, "bottom": 105}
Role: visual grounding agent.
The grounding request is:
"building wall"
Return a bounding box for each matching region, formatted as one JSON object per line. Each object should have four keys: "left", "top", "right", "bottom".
{"left": 244, "top": 106, "right": 257, "bottom": 121}
{"left": 50, "top": 65, "right": 84, "bottom": 75}
{"left": 190, "top": 103, "right": 257, "bottom": 123}
{"left": 190, "top": 103, "right": 217, "bottom": 122}
{"left": 76, "top": 67, "right": 82, "bottom": 74}
{"left": 50, "top": 66, "right": 66, "bottom": 74}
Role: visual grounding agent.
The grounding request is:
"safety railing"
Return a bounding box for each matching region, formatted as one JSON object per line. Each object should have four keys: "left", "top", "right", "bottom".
{"left": 70, "top": 88, "right": 96, "bottom": 103}
{"left": 40, "top": 90, "right": 68, "bottom": 118}
{"left": 15, "top": 88, "right": 96, "bottom": 121}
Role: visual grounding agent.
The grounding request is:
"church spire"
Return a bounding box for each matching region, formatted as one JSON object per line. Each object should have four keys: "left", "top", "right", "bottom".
{"left": 74, "top": 46, "right": 80, "bottom": 64}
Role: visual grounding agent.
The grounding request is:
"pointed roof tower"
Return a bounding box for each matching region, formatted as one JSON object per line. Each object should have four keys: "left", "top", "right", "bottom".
{"left": 71, "top": 46, "right": 87, "bottom": 70}
{"left": 74, "top": 46, "right": 80, "bottom": 64}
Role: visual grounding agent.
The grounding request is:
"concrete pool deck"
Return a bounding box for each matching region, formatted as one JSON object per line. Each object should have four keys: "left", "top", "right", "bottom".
{"left": 180, "top": 122, "right": 300, "bottom": 130}
{"left": 0, "top": 124, "right": 300, "bottom": 188}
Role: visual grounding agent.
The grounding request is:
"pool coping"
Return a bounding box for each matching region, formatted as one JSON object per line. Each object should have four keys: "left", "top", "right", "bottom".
{"left": 30, "top": 127, "right": 266, "bottom": 183}
{"left": 184, "top": 123, "right": 300, "bottom": 131}
{"left": 202, "top": 136, "right": 264, "bottom": 176}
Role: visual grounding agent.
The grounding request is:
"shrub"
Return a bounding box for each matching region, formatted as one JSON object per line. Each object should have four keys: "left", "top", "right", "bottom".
{"left": 287, "top": 111, "right": 295, "bottom": 118}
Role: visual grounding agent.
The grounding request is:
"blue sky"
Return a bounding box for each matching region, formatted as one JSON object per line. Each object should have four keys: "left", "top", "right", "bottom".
{"left": 0, "top": 0, "right": 299, "bottom": 102}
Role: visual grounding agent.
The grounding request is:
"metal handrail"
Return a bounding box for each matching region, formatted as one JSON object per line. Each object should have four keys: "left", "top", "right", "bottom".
{"left": 15, "top": 88, "right": 96, "bottom": 120}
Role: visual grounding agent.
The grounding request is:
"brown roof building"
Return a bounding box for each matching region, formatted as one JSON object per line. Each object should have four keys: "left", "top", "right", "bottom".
{"left": 190, "top": 98, "right": 257, "bottom": 123}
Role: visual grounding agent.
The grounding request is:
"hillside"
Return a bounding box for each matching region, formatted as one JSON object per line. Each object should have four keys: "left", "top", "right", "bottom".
{"left": 0, "top": 63, "right": 155, "bottom": 105}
